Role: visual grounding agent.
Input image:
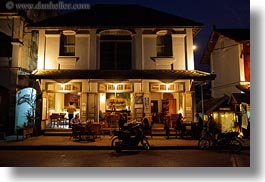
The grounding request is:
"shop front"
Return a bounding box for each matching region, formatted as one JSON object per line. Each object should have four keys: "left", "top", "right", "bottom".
{"left": 30, "top": 69, "right": 216, "bottom": 131}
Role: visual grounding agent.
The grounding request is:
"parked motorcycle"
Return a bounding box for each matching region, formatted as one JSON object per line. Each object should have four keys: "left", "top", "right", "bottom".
{"left": 111, "top": 123, "right": 150, "bottom": 153}
{"left": 198, "top": 130, "right": 242, "bottom": 153}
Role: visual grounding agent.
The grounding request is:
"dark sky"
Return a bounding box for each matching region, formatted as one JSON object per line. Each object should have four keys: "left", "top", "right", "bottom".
{"left": 1, "top": 0, "right": 249, "bottom": 72}
{"left": 73, "top": 0, "right": 250, "bottom": 72}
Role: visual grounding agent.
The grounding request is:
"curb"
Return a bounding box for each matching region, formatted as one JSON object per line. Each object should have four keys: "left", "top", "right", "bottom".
{"left": 0, "top": 145, "right": 249, "bottom": 151}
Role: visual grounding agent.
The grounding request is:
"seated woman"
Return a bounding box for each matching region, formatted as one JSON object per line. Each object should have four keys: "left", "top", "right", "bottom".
{"left": 71, "top": 113, "right": 80, "bottom": 125}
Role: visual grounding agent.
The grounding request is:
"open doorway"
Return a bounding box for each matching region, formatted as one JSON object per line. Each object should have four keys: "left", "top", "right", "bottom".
{"left": 151, "top": 100, "right": 159, "bottom": 123}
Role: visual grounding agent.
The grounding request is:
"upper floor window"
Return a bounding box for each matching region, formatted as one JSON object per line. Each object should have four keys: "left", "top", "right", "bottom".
{"left": 60, "top": 30, "right": 75, "bottom": 56}
{"left": 100, "top": 29, "right": 132, "bottom": 70}
{"left": 156, "top": 30, "right": 173, "bottom": 57}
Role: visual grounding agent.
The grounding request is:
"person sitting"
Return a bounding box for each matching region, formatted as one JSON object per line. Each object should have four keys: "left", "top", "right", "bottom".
{"left": 71, "top": 113, "right": 80, "bottom": 125}
{"left": 195, "top": 112, "right": 203, "bottom": 138}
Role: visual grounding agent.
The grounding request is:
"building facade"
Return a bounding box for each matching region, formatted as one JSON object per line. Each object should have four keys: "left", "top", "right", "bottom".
{"left": 201, "top": 28, "right": 250, "bottom": 98}
{"left": 27, "top": 4, "right": 215, "bottom": 130}
{"left": 0, "top": 11, "right": 39, "bottom": 135}
{"left": 200, "top": 28, "right": 250, "bottom": 134}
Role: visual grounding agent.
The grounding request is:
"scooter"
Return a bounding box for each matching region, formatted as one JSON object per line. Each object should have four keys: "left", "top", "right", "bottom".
{"left": 198, "top": 130, "right": 242, "bottom": 153}
{"left": 111, "top": 123, "right": 150, "bottom": 153}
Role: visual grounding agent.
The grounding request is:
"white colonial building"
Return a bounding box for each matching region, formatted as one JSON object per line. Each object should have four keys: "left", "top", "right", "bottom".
{"left": 27, "top": 4, "right": 215, "bottom": 130}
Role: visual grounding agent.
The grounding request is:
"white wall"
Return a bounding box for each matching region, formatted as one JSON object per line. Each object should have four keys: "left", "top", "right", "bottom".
{"left": 172, "top": 35, "right": 186, "bottom": 69}
{"left": 211, "top": 38, "right": 241, "bottom": 97}
{"left": 141, "top": 28, "right": 194, "bottom": 70}
{"left": 142, "top": 35, "right": 156, "bottom": 69}
{"left": 39, "top": 32, "right": 90, "bottom": 70}
{"left": 38, "top": 27, "right": 195, "bottom": 72}
{"left": 37, "top": 30, "right": 45, "bottom": 69}
{"left": 75, "top": 34, "right": 90, "bottom": 69}
{"left": 45, "top": 34, "right": 60, "bottom": 69}
{"left": 185, "top": 29, "right": 195, "bottom": 70}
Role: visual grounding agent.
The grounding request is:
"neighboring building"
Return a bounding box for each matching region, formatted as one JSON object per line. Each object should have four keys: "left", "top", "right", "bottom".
{"left": 200, "top": 28, "right": 250, "bottom": 134}
{"left": 24, "top": 4, "right": 216, "bottom": 131}
{"left": 201, "top": 28, "right": 250, "bottom": 98}
{"left": 0, "top": 11, "right": 39, "bottom": 135}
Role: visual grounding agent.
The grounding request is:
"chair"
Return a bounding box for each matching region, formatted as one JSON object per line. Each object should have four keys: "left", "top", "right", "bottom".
{"left": 70, "top": 124, "right": 81, "bottom": 141}
{"left": 59, "top": 113, "right": 66, "bottom": 128}
{"left": 50, "top": 114, "right": 60, "bottom": 128}
{"left": 89, "top": 123, "right": 102, "bottom": 139}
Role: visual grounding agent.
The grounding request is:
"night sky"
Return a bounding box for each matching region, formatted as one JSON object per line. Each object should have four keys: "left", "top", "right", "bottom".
{"left": 70, "top": 0, "right": 250, "bottom": 72}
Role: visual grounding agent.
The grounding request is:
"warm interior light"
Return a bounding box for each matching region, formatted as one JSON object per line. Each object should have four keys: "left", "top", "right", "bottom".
{"left": 113, "top": 83, "right": 118, "bottom": 90}
{"left": 166, "top": 83, "right": 170, "bottom": 90}
{"left": 192, "top": 45, "right": 197, "bottom": 50}
{"left": 178, "top": 108, "right": 183, "bottom": 115}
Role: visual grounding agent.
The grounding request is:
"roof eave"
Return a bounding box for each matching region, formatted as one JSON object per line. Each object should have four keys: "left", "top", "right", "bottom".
{"left": 29, "top": 69, "right": 216, "bottom": 81}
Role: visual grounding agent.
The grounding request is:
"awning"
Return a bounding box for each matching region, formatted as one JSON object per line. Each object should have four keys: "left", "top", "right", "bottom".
{"left": 236, "top": 84, "right": 250, "bottom": 93}
{"left": 29, "top": 69, "right": 216, "bottom": 81}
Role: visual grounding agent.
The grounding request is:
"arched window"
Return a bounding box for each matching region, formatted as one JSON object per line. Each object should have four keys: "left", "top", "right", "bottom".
{"left": 156, "top": 30, "right": 173, "bottom": 57}
{"left": 100, "top": 29, "right": 132, "bottom": 70}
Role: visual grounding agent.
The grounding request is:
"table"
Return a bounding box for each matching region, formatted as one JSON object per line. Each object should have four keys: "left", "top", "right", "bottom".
{"left": 71, "top": 123, "right": 102, "bottom": 141}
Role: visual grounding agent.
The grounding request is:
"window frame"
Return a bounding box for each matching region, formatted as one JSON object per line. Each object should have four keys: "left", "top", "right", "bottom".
{"left": 156, "top": 30, "right": 173, "bottom": 57}
{"left": 99, "top": 31, "right": 132, "bottom": 70}
{"left": 59, "top": 31, "right": 76, "bottom": 56}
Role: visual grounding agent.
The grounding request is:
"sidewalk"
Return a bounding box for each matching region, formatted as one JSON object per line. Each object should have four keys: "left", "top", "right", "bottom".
{"left": 0, "top": 135, "right": 250, "bottom": 150}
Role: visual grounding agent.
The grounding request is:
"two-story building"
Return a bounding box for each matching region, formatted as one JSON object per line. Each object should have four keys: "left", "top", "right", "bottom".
{"left": 27, "top": 4, "right": 215, "bottom": 130}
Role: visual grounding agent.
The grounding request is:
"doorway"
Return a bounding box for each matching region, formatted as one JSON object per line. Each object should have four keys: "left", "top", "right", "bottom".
{"left": 151, "top": 100, "right": 159, "bottom": 123}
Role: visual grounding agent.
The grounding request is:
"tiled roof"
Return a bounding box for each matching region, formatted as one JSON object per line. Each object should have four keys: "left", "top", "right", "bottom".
{"left": 236, "top": 84, "right": 250, "bottom": 93}
{"left": 29, "top": 69, "right": 216, "bottom": 81}
{"left": 28, "top": 4, "right": 203, "bottom": 29}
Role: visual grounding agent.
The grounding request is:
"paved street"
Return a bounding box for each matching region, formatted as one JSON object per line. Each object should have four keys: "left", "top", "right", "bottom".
{"left": 0, "top": 135, "right": 249, "bottom": 149}
{"left": 0, "top": 135, "right": 250, "bottom": 167}
{"left": 0, "top": 149, "right": 250, "bottom": 167}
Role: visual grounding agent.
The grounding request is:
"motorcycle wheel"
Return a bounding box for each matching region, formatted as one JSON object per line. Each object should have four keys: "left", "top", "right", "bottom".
{"left": 141, "top": 137, "right": 150, "bottom": 150}
{"left": 198, "top": 138, "right": 210, "bottom": 150}
{"left": 229, "top": 139, "right": 242, "bottom": 153}
{"left": 111, "top": 136, "right": 122, "bottom": 153}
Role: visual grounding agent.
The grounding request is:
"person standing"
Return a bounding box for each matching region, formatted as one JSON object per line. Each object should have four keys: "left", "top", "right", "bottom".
{"left": 141, "top": 113, "right": 150, "bottom": 131}
{"left": 195, "top": 112, "right": 203, "bottom": 138}
{"left": 118, "top": 114, "right": 126, "bottom": 130}
{"left": 67, "top": 102, "right": 76, "bottom": 128}
{"left": 175, "top": 113, "right": 183, "bottom": 138}
{"left": 164, "top": 117, "right": 170, "bottom": 139}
